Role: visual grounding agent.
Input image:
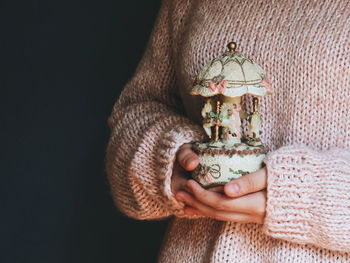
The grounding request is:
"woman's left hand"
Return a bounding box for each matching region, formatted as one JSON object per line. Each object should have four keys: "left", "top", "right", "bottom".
{"left": 175, "top": 167, "right": 267, "bottom": 224}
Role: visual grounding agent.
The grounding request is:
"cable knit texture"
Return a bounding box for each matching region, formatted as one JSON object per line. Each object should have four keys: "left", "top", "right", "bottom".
{"left": 106, "top": 0, "right": 350, "bottom": 262}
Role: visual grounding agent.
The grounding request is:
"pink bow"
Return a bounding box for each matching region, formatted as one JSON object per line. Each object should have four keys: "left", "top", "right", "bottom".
{"left": 209, "top": 80, "right": 228, "bottom": 93}
{"left": 261, "top": 79, "right": 272, "bottom": 92}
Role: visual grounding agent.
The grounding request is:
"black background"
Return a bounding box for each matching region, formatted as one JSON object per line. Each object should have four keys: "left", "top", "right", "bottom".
{"left": 1, "top": 0, "right": 168, "bottom": 262}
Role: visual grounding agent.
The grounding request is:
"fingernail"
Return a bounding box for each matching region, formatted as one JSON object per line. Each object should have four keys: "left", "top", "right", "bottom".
{"left": 227, "top": 183, "right": 240, "bottom": 196}
{"left": 184, "top": 157, "right": 196, "bottom": 167}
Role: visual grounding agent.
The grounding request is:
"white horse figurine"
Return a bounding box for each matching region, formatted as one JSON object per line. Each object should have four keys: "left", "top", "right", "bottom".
{"left": 201, "top": 99, "right": 213, "bottom": 138}
{"left": 247, "top": 112, "right": 262, "bottom": 140}
{"left": 220, "top": 102, "right": 242, "bottom": 142}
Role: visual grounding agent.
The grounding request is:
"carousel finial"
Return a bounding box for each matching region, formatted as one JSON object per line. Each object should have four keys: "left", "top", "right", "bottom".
{"left": 227, "top": 41, "right": 237, "bottom": 52}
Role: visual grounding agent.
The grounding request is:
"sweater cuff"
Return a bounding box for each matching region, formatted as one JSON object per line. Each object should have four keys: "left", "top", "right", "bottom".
{"left": 262, "top": 145, "right": 319, "bottom": 243}
{"left": 156, "top": 122, "right": 207, "bottom": 216}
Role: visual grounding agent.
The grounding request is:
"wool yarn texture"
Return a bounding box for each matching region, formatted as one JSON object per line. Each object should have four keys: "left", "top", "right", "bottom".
{"left": 106, "top": 0, "right": 350, "bottom": 262}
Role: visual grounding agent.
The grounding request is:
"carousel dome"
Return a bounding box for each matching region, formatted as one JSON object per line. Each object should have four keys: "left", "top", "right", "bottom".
{"left": 191, "top": 42, "right": 272, "bottom": 97}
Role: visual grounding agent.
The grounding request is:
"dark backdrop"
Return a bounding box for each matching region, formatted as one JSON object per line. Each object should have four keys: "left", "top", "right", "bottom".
{"left": 1, "top": 1, "right": 168, "bottom": 262}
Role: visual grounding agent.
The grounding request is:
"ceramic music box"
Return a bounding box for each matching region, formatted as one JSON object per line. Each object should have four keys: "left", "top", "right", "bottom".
{"left": 190, "top": 42, "right": 273, "bottom": 188}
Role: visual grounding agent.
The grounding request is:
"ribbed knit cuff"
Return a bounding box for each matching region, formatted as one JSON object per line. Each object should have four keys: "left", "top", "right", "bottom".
{"left": 157, "top": 122, "right": 207, "bottom": 216}
{"left": 262, "top": 145, "right": 320, "bottom": 243}
{"left": 262, "top": 145, "right": 350, "bottom": 251}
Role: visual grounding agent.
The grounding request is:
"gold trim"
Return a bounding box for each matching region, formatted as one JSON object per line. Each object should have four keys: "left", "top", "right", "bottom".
{"left": 203, "top": 79, "right": 262, "bottom": 82}
{"left": 202, "top": 79, "right": 262, "bottom": 84}
{"left": 190, "top": 91, "right": 266, "bottom": 97}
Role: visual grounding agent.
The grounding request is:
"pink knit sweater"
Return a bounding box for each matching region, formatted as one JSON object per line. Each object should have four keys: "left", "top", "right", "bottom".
{"left": 106, "top": 0, "right": 350, "bottom": 262}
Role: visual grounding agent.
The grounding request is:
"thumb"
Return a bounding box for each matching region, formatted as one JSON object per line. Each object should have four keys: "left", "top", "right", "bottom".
{"left": 176, "top": 143, "right": 199, "bottom": 171}
{"left": 224, "top": 167, "right": 267, "bottom": 197}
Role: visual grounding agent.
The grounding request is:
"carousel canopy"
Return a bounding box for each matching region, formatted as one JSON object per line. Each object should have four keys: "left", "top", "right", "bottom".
{"left": 190, "top": 42, "right": 272, "bottom": 97}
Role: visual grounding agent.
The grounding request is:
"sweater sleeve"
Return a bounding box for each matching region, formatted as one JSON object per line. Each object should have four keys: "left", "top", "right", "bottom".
{"left": 262, "top": 144, "right": 350, "bottom": 252}
{"left": 105, "top": 0, "right": 206, "bottom": 220}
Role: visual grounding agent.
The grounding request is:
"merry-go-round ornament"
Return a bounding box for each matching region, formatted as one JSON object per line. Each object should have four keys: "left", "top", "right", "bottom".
{"left": 190, "top": 42, "right": 273, "bottom": 188}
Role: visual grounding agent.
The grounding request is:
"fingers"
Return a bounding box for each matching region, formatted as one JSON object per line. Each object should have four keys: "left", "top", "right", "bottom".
{"left": 176, "top": 143, "right": 199, "bottom": 171}
{"left": 208, "top": 185, "right": 224, "bottom": 193}
{"left": 224, "top": 167, "right": 267, "bottom": 198}
{"left": 176, "top": 191, "right": 260, "bottom": 223}
{"left": 186, "top": 180, "right": 266, "bottom": 215}
{"left": 171, "top": 163, "right": 189, "bottom": 195}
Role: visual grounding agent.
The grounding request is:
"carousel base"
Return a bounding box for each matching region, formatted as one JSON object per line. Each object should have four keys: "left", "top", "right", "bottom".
{"left": 191, "top": 141, "right": 268, "bottom": 188}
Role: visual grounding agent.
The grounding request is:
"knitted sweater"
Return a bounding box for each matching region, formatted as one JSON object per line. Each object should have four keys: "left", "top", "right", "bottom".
{"left": 106, "top": 0, "right": 350, "bottom": 262}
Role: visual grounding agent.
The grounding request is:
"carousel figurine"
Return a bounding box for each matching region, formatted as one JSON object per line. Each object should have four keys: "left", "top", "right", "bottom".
{"left": 190, "top": 42, "right": 273, "bottom": 188}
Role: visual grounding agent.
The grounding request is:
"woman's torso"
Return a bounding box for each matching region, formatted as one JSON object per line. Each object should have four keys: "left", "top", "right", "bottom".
{"left": 159, "top": 0, "right": 350, "bottom": 262}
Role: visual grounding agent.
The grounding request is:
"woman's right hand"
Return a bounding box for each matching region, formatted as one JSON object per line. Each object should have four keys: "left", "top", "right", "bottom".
{"left": 171, "top": 143, "right": 223, "bottom": 196}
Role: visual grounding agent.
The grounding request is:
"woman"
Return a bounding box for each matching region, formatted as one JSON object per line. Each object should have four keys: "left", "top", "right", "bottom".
{"left": 106, "top": 0, "right": 350, "bottom": 262}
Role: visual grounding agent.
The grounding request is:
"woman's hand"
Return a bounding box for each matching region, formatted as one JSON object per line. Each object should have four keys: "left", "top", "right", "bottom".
{"left": 171, "top": 143, "right": 224, "bottom": 195}
{"left": 175, "top": 167, "right": 268, "bottom": 224}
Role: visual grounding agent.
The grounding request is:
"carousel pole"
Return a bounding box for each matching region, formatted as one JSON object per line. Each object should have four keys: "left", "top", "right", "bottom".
{"left": 214, "top": 100, "right": 221, "bottom": 141}
{"left": 253, "top": 97, "right": 259, "bottom": 113}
